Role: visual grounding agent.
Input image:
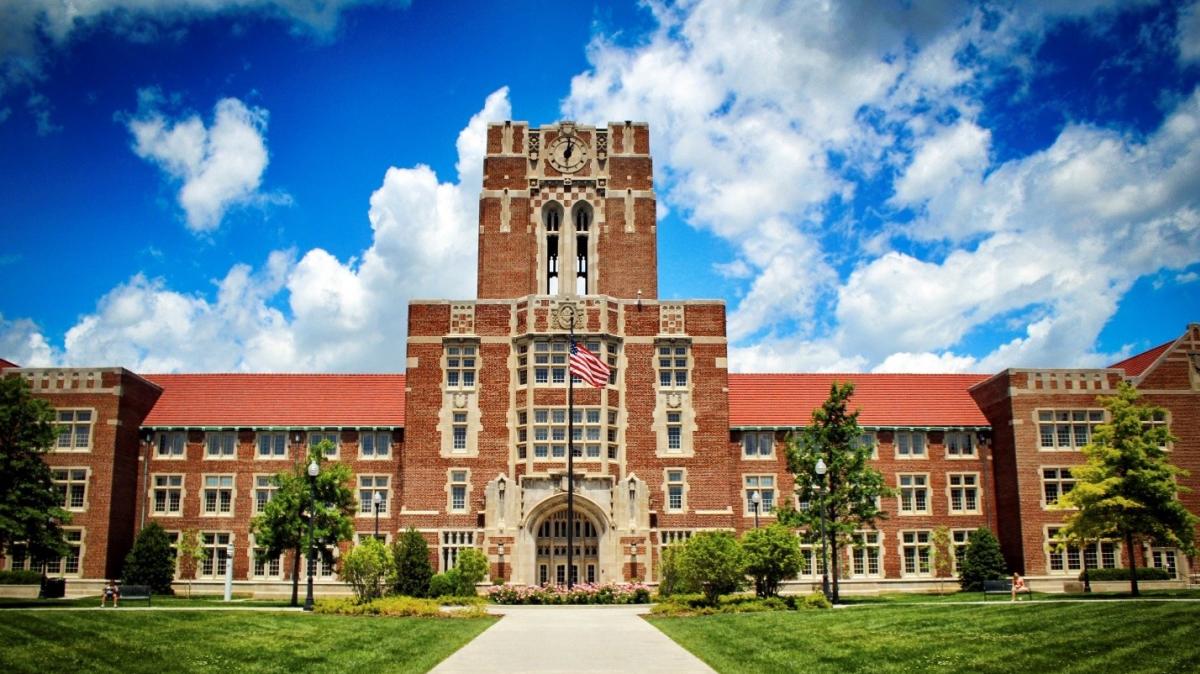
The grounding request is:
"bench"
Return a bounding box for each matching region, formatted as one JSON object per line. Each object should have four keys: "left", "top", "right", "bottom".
{"left": 982, "top": 579, "right": 1012, "bottom": 599}
{"left": 119, "top": 584, "right": 152, "bottom": 606}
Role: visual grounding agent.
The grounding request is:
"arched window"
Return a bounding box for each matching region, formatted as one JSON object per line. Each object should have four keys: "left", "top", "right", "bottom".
{"left": 543, "top": 203, "right": 563, "bottom": 295}
{"left": 573, "top": 202, "right": 592, "bottom": 295}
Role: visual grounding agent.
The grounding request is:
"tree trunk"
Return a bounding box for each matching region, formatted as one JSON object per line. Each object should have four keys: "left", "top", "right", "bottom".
{"left": 290, "top": 545, "right": 301, "bottom": 606}
{"left": 1125, "top": 532, "right": 1139, "bottom": 597}
{"left": 830, "top": 532, "right": 841, "bottom": 604}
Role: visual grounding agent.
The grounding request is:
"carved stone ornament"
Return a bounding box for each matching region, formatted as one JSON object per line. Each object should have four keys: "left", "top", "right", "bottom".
{"left": 666, "top": 392, "right": 683, "bottom": 409}
{"left": 452, "top": 392, "right": 468, "bottom": 409}
{"left": 555, "top": 303, "right": 579, "bottom": 330}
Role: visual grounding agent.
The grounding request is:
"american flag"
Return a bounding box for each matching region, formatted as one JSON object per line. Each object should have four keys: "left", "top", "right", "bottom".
{"left": 569, "top": 342, "right": 611, "bottom": 388}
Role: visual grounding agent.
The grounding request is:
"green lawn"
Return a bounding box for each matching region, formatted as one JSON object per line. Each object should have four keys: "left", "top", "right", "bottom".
{"left": 0, "top": 610, "right": 495, "bottom": 673}
{"left": 649, "top": 602, "right": 1200, "bottom": 673}
{"left": 838, "top": 588, "right": 1200, "bottom": 604}
{"left": 0, "top": 594, "right": 293, "bottom": 609}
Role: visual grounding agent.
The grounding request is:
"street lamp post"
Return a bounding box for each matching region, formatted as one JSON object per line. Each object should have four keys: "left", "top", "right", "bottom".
{"left": 815, "top": 458, "right": 831, "bottom": 603}
{"left": 751, "top": 490, "right": 761, "bottom": 529}
{"left": 630, "top": 541, "right": 639, "bottom": 582}
{"left": 304, "top": 458, "right": 320, "bottom": 612}
{"left": 373, "top": 491, "right": 384, "bottom": 540}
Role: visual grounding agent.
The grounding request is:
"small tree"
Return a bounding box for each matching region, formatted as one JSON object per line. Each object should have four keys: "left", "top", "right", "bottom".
{"left": 122, "top": 523, "right": 176, "bottom": 594}
{"left": 392, "top": 528, "right": 434, "bottom": 597}
{"left": 341, "top": 538, "right": 394, "bottom": 603}
{"left": 676, "top": 531, "right": 745, "bottom": 605}
{"left": 657, "top": 543, "right": 697, "bottom": 596}
{"left": 176, "top": 528, "right": 205, "bottom": 598}
{"left": 0, "top": 376, "right": 70, "bottom": 564}
{"left": 453, "top": 548, "right": 488, "bottom": 595}
{"left": 741, "top": 524, "right": 802, "bottom": 598}
{"left": 931, "top": 526, "right": 954, "bottom": 592}
{"left": 1056, "top": 383, "right": 1197, "bottom": 596}
{"left": 958, "top": 528, "right": 1007, "bottom": 591}
{"left": 250, "top": 442, "right": 356, "bottom": 606}
{"left": 777, "top": 381, "right": 894, "bottom": 603}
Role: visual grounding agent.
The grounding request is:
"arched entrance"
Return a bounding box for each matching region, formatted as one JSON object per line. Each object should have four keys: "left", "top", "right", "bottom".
{"left": 533, "top": 508, "right": 600, "bottom": 585}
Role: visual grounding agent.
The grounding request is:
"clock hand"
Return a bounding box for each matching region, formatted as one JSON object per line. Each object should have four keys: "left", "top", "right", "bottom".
{"left": 563, "top": 137, "right": 573, "bottom": 161}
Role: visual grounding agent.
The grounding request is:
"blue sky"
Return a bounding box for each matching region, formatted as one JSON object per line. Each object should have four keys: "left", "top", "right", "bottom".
{"left": 0, "top": 0, "right": 1197, "bottom": 373}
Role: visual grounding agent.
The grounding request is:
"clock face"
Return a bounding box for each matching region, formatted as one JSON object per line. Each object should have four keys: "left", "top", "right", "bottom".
{"left": 548, "top": 134, "right": 589, "bottom": 173}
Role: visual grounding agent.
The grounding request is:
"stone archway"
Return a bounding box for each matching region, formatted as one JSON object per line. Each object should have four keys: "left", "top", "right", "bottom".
{"left": 533, "top": 508, "right": 600, "bottom": 585}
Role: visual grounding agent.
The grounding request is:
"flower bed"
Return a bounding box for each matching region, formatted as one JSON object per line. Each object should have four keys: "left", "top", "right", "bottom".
{"left": 314, "top": 595, "right": 487, "bottom": 618}
{"left": 485, "top": 582, "right": 652, "bottom": 605}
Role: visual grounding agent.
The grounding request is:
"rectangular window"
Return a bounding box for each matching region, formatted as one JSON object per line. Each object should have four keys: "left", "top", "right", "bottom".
{"left": 52, "top": 468, "right": 88, "bottom": 510}
{"left": 951, "top": 529, "right": 972, "bottom": 573}
{"left": 855, "top": 432, "right": 878, "bottom": 458}
{"left": 665, "top": 470, "right": 685, "bottom": 512}
{"left": 947, "top": 473, "right": 979, "bottom": 513}
{"left": 452, "top": 412, "right": 468, "bottom": 452}
{"left": 1038, "top": 410, "right": 1104, "bottom": 450}
{"left": 945, "top": 432, "right": 975, "bottom": 457}
{"left": 253, "top": 547, "right": 282, "bottom": 579}
{"left": 528, "top": 407, "right": 602, "bottom": 461}
{"left": 202, "top": 475, "right": 234, "bottom": 515}
{"left": 155, "top": 431, "right": 187, "bottom": 458}
{"left": 308, "top": 431, "right": 339, "bottom": 457}
{"left": 797, "top": 543, "right": 827, "bottom": 578}
{"left": 657, "top": 343, "right": 689, "bottom": 389}
{"left": 1149, "top": 548, "right": 1179, "bottom": 578}
{"left": 1042, "top": 467, "right": 1076, "bottom": 507}
{"left": 895, "top": 431, "right": 926, "bottom": 458}
{"left": 445, "top": 343, "right": 478, "bottom": 390}
{"left": 851, "top": 531, "right": 882, "bottom": 577}
{"left": 531, "top": 340, "right": 570, "bottom": 386}
{"left": 666, "top": 412, "right": 682, "bottom": 451}
{"left": 901, "top": 530, "right": 932, "bottom": 576}
{"left": 898, "top": 474, "right": 930, "bottom": 514}
{"left": 1046, "top": 527, "right": 1118, "bottom": 574}
{"left": 205, "top": 431, "right": 237, "bottom": 458}
{"left": 55, "top": 410, "right": 93, "bottom": 451}
{"left": 254, "top": 475, "right": 277, "bottom": 513}
{"left": 257, "top": 432, "right": 288, "bottom": 459}
{"left": 1146, "top": 411, "right": 1170, "bottom": 451}
{"left": 200, "top": 532, "right": 231, "bottom": 578}
{"left": 449, "top": 470, "right": 469, "bottom": 512}
{"left": 358, "top": 475, "right": 389, "bottom": 514}
{"left": 152, "top": 475, "right": 183, "bottom": 515}
{"left": 440, "top": 530, "right": 476, "bottom": 572}
{"left": 744, "top": 475, "right": 775, "bottom": 514}
{"left": 360, "top": 431, "right": 392, "bottom": 458}
{"left": 741, "top": 431, "right": 773, "bottom": 458}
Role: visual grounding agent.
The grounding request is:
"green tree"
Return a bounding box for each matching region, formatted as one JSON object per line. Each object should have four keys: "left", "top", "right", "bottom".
{"left": 453, "top": 548, "right": 488, "bottom": 595}
{"left": 1056, "top": 383, "right": 1197, "bottom": 596}
{"left": 676, "top": 531, "right": 745, "bottom": 605}
{"left": 777, "top": 381, "right": 893, "bottom": 603}
{"left": 121, "top": 523, "right": 176, "bottom": 594}
{"left": 958, "top": 528, "right": 1007, "bottom": 591}
{"left": 657, "top": 543, "right": 697, "bottom": 597}
{"left": 0, "top": 376, "right": 70, "bottom": 565}
{"left": 392, "top": 528, "right": 434, "bottom": 597}
{"left": 341, "top": 537, "right": 395, "bottom": 602}
{"left": 250, "top": 442, "right": 356, "bottom": 606}
{"left": 932, "top": 526, "right": 954, "bottom": 579}
{"left": 741, "top": 523, "right": 802, "bottom": 597}
{"left": 176, "top": 528, "right": 205, "bottom": 599}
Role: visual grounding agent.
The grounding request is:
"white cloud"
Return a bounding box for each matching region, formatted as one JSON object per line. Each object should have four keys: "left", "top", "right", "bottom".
{"left": 1179, "top": 0, "right": 1200, "bottom": 64}
{"left": 1, "top": 87, "right": 508, "bottom": 372}
{"left": 128, "top": 95, "right": 282, "bottom": 232}
{"left": 872, "top": 351, "right": 978, "bottom": 374}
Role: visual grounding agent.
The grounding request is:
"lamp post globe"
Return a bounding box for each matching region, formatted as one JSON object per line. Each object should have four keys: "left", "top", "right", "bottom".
{"left": 751, "top": 490, "right": 761, "bottom": 529}
{"left": 304, "top": 458, "right": 320, "bottom": 612}
{"left": 814, "top": 458, "right": 831, "bottom": 602}
{"left": 373, "top": 491, "right": 384, "bottom": 539}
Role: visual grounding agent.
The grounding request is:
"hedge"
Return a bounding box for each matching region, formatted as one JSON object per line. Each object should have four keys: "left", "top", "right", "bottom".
{"left": 1079, "top": 567, "right": 1171, "bottom": 581}
{"left": 0, "top": 570, "right": 43, "bottom": 585}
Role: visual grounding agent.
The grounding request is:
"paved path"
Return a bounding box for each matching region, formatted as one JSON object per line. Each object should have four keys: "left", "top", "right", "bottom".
{"left": 431, "top": 605, "right": 715, "bottom": 674}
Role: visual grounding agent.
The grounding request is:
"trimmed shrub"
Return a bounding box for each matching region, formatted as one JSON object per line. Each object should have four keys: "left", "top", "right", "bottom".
{"left": 1081, "top": 567, "right": 1171, "bottom": 581}
{"left": 799, "top": 591, "right": 832, "bottom": 609}
{"left": 341, "top": 537, "right": 395, "bottom": 602}
{"left": 314, "top": 595, "right": 487, "bottom": 618}
{"left": 958, "top": 528, "right": 1007, "bottom": 592}
{"left": 0, "top": 570, "right": 43, "bottom": 585}
{"left": 453, "top": 548, "right": 488, "bottom": 594}
{"left": 676, "top": 531, "right": 745, "bottom": 605}
{"left": 121, "top": 523, "right": 176, "bottom": 594}
{"left": 392, "top": 528, "right": 434, "bottom": 598}
{"left": 741, "top": 524, "right": 802, "bottom": 598}
{"left": 429, "top": 570, "right": 462, "bottom": 598}
{"left": 657, "top": 544, "right": 697, "bottom": 597}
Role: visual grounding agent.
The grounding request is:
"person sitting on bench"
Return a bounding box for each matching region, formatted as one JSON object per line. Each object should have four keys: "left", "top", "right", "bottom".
{"left": 1011, "top": 573, "right": 1031, "bottom": 601}
{"left": 101, "top": 579, "right": 120, "bottom": 608}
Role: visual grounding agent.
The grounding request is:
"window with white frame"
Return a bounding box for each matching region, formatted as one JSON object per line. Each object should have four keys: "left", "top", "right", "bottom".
{"left": 855, "top": 432, "right": 878, "bottom": 458}
{"left": 741, "top": 431, "right": 773, "bottom": 458}
{"left": 155, "top": 431, "right": 186, "bottom": 458}
{"left": 657, "top": 343, "right": 689, "bottom": 389}
{"left": 304, "top": 549, "right": 337, "bottom": 578}
{"left": 165, "top": 531, "right": 180, "bottom": 577}
{"left": 445, "top": 342, "right": 477, "bottom": 390}
{"left": 895, "top": 431, "right": 926, "bottom": 458}
{"left": 665, "top": 470, "right": 685, "bottom": 512}
{"left": 607, "top": 408, "right": 619, "bottom": 460}
{"left": 947, "top": 473, "right": 979, "bottom": 514}
{"left": 309, "top": 431, "right": 339, "bottom": 457}
{"left": 666, "top": 412, "right": 682, "bottom": 452}
{"left": 1149, "top": 547, "right": 1179, "bottom": 578}
{"left": 257, "top": 431, "right": 288, "bottom": 459}
{"left": 449, "top": 470, "right": 469, "bottom": 512}
{"left": 659, "top": 530, "right": 693, "bottom": 559}
{"left": 358, "top": 476, "right": 389, "bottom": 515}
{"left": 798, "top": 541, "right": 827, "bottom": 578}
{"left": 8, "top": 530, "right": 84, "bottom": 576}
{"left": 851, "top": 531, "right": 883, "bottom": 577}
{"left": 360, "top": 431, "right": 392, "bottom": 458}
{"left": 1042, "top": 467, "right": 1075, "bottom": 507}
{"left": 1146, "top": 410, "right": 1170, "bottom": 450}
{"left": 1046, "top": 527, "right": 1118, "bottom": 574}
{"left": 452, "top": 412, "right": 468, "bottom": 452}
{"left": 533, "top": 340, "right": 568, "bottom": 385}
{"left": 199, "top": 532, "right": 231, "bottom": 578}
{"left": 900, "top": 530, "right": 933, "bottom": 576}
{"left": 898, "top": 474, "right": 930, "bottom": 514}
{"left": 54, "top": 410, "right": 93, "bottom": 451}
{"left": 52, "top": 468, "right": 87, "bottom": 511}
{"left": 744, "top": 475, "right": 775, "bottom": 514}
{"left": 951, "top": 529, "right": 972, "bottom": 572}
{"left": 202, "top": 475, "right": 234, "bottom": 515}
{"left": 254, "top": 475, "right": 277, "bottom": 513}
{"left": 205, "top": 431, "right": 237, "bottom": 458}
{"left": 1038, "top": 410, "right": 1104, "bottom": 450}
{"left": 571, "top": 408, "right": 603, "bottom": 458}
{"left": 251, "top": 538, "right": 282, "bottom": 579}
{"left": 440, "top": 530, "right": 476, "bottom": 571}
{"left": 152, "top": 475, "right": 183, "bottom": 515}
{"left": 945, "top": 432, "right": 975, "bottom": 457}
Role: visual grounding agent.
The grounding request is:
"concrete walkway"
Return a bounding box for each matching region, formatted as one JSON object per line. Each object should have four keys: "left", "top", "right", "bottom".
{"left": 431, "top": 605, "right": 715, "bottom": 674}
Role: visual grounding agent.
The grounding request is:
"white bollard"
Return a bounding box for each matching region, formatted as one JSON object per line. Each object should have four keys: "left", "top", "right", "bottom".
{"left": 224, "top": 542, "right": 234, "bottom": 602}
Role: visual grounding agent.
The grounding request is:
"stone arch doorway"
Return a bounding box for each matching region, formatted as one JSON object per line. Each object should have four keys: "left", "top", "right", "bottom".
{"left": 533, "top": 508, "right": 600, "bottom": 585}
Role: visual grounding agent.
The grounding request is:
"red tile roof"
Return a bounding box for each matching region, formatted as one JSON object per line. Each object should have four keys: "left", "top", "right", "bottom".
{"left": 142, "top": 374, "right": 406, "bottom": 428}
{"left": 728, "top": 373, "right": 990, "bottom": 428}
{"left": 0, "top": 358, "right": 17, "bottom": 369}
{"left": 1109, "top": 340, "right": 1173, "bottom": 377}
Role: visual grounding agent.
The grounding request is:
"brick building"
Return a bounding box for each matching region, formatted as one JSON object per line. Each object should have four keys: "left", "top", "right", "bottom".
{"left": 2, "top": 122, "right": 1197, "bottom": 594}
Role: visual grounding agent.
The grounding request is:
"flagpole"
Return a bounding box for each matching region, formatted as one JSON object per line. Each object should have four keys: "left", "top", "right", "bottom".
{"left": 566, "top": 314, "right": 575, "bottom": 589}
